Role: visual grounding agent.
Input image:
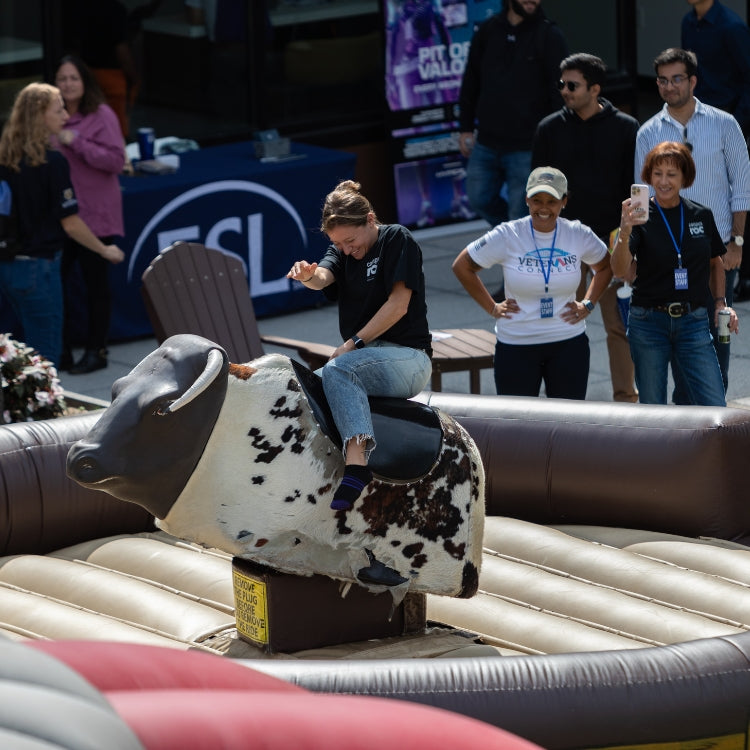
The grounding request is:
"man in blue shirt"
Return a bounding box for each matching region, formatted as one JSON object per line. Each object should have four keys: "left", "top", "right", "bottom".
{"left": 682, "top": 0, "right": 750, "bottom": 300}
{"left": 636, "top": 47, "right": 750, "bottom": 398}
{"left": 682, "top": 0, "right": 750, "bottom": 138}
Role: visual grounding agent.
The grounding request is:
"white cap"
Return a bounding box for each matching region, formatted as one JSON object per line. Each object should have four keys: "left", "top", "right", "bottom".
{"left": 526, "top": 167, "right": 568, "bottom": 200}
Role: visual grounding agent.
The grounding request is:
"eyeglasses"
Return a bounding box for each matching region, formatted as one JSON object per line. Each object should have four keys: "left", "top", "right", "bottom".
{"left": 557, "top": 80, "right": 583, "bottom": 92}
{"left": 656, "top": 74, "right": 689, "bottom": 88}
{"left": 683, "top": 126, "right": 693, "bottom": 152}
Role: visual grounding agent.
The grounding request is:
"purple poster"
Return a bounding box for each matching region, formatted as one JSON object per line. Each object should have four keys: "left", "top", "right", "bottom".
{"left": 385, "top": 0, "right": 499, "bottom": 113}
{"left": 385, "top": 0, "right": 502, "bottom": 228}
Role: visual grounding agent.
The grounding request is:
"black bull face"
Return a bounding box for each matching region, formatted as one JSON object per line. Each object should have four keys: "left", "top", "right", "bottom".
{"left": 67, "top": 335, "right": 229, "bottom": 518}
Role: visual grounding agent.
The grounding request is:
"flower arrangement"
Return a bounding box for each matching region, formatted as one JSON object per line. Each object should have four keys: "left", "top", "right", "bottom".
{"left": 0, "top": 334, "right": 66, "bottom": 423}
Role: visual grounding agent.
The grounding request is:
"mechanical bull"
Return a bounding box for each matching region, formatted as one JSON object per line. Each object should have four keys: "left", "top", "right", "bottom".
{"left": 67, "top": 334, "right": 485, "bottom": 597}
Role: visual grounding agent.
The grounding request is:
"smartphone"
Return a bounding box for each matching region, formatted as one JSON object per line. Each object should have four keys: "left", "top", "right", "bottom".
{"left": 630, "top": 184, "right": 650, "bottom": 224}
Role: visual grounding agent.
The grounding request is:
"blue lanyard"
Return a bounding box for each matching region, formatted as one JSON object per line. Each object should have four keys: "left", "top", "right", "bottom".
{"left": 529, "top": 217, "right": 558, "bottom": 293}
{"left": 654, "top": 200, "right": 684, "bottom": 268}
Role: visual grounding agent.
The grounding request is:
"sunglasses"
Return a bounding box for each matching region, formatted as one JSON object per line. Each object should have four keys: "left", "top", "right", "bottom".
{"left": 683, "top": 126, "right": 693, "bottom": 152}
{"left": 557, "top": 80, "right": 583, "bottom": 92}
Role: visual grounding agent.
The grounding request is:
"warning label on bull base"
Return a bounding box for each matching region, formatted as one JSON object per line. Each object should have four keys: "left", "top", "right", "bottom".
{"left": 233, "top": 568, "right": 268, "bottom": 645}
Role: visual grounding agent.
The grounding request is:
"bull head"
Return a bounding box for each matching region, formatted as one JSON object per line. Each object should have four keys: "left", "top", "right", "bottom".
{"left": 67, "top": 334, "right": 230, "bottom": 518}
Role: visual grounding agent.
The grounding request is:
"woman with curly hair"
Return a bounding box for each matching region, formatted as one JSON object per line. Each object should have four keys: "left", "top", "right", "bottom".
{"left": 0, "top": 82, "right": 123, "bottom": 366}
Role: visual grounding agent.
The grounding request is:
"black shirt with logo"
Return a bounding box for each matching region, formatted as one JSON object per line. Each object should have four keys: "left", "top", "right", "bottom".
{"left": 0, "top": 150, "right": 78, "bottom": 259}
{"left": 319, "top": 223, "right": 431, "bottom": 351}
{"left": 628, "top": 197, "right": 725, "bottom": 308}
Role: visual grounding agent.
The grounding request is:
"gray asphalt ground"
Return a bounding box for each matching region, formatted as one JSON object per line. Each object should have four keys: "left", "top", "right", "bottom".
{"left": 61, "top": 220, "right": 750, "bottom": 410}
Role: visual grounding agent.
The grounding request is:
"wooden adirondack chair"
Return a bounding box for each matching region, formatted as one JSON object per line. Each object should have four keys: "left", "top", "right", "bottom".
{"left": 141, "top": 241, "right": 333, "bottom": 369}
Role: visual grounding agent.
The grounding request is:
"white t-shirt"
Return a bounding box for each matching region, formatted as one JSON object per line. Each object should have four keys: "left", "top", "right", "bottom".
{"left": 467, "top": 217, "right": 607, "bottom": 345}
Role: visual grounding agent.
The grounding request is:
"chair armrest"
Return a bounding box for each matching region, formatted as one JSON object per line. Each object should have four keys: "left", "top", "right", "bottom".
{"left": 260, "top": 335, "right": 334, "bottom": 370}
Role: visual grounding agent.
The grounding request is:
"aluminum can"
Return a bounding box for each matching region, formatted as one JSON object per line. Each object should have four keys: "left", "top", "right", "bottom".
{"left": 137, "top": 127, "right": 155, "bottom": 161}
{"left": 718, "top": 309, "right": 731, "bottom": 344}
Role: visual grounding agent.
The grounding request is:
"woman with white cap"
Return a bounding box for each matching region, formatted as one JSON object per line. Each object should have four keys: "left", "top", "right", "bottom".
{"left": 452, "top": 166, "right": 612, "bottom": 398}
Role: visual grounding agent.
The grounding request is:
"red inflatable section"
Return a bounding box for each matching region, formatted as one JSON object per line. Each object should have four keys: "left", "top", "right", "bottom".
{"left": 110, "top": 690, "right": 541, "bottom": 750}
{"left": 28, "top": 642, "right": 541, "bottom": 750}
{"left": 28, "top": 641, "right": 302, "bottom": 693}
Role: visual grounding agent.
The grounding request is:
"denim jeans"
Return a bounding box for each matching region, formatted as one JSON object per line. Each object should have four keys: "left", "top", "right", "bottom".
{"left": 494, "top": 333, "right": 590, "bottom": 399}
{"left": 465, "top": 142, "right": 531, "bottom": 227}
{"left": 0, "top": 254, "right": 63, "bottom": 364}
{"left": 627, "top": 305, "right": 725, "bottom": 406}
{"left": 319, "top": 341, "right": 432, "bottom": 459}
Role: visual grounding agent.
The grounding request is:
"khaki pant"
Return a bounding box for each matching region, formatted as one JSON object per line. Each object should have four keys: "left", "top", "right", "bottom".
{"left": 578, "top": 265, "right": 638, "bottom": 403}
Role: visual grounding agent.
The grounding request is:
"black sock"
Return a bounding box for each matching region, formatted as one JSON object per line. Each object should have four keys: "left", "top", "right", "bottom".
{"left": 331, "top": 465, "right": 372, "bottom": 510}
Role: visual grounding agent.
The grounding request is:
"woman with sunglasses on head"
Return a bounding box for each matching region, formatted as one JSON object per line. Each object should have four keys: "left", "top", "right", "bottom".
{"left": 0, "top": 83, "right": 123, "bottom": 367}
{"left": 287, "top": 180, "right": 432, "bottom": 516}
{"left": 612, "top": 141, "right": 738, "bottom": 406}
{"left": 452, "top": 166, "right": 612, "bottom": 399}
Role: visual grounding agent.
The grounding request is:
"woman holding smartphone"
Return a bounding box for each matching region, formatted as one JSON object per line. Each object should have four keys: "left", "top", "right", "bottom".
{"left": 611, "top": 141, "right": 738, "bottom": 406}
{"left": 453, "top": 166, "right": 612, "bottom": 399}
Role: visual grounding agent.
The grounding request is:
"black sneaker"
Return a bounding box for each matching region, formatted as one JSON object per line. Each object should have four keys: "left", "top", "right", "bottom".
{"left": 356, "top": 549, "right": 408, "bottom": 587}
{"left": 69, "top": 349, "right": 108, "bottom": 375}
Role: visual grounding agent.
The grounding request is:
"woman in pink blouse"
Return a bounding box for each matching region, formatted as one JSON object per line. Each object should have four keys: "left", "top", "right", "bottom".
{"left": 54, "top": 55, "right": 125, "bottom": 374}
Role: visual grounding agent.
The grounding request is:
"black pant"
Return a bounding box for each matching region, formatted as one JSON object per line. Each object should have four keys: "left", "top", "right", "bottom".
{"left": 494, "top": 333, "right": 590, "bottom": 400}
{"left": 62, "top": 236, "right": 112, "bottom": 352}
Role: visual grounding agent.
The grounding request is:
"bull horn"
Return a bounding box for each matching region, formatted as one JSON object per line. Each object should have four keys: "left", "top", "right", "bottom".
{"left": 164, "top": 349, "right": 225, "bottom": 414}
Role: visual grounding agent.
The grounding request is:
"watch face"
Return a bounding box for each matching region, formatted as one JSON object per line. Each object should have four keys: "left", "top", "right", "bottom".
{"left": 734, "top": 236, "right": 745, "bottom": 247}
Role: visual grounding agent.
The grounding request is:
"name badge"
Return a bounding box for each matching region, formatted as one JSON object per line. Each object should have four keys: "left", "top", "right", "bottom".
{"left": 674, "top": 268, "right": 688, "bottom": 290}
{"left": 540, "top": 297, "right": 554, "bottom": 318}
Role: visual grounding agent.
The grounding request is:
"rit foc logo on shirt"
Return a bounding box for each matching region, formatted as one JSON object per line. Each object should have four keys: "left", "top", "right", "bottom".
{"left": 366, "top": 257, "right": 379, "bottom": 279}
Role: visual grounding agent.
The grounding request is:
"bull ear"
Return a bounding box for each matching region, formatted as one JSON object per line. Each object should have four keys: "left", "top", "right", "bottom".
{"left": 163, "top": 349, "right": 225, "bottom": 414}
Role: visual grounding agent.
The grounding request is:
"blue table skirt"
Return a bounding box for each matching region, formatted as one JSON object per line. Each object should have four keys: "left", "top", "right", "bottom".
{"left": 1, "top": 141, "right": 356, "bottom": 348}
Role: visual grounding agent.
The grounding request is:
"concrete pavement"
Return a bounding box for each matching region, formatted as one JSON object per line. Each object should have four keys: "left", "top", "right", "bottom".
{"left": 60, "top": 220, "right": 750, "bottom": 409}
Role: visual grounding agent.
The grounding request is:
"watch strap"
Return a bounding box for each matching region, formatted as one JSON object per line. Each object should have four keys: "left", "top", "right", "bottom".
{"left": 352, "top": 335, "right": 365, "bottom": 349}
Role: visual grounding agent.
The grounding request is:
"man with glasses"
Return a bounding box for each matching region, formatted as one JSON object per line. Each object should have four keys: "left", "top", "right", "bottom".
{"left": 532, "top": 53, "right": 639, "bottom": 402}
{"left": 458, "top": 0, "right": 568, "bottom": 228}
{"left": 635, "top": 47, "right": 750, "bottom": 399}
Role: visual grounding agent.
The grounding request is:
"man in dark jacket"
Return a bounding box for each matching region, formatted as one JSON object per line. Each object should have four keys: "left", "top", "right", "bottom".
{"left": 532, "top": 53, "right": 639, "bottom": 402}
{"left": 458, "top": 0, "right": 567, "bottom": 228}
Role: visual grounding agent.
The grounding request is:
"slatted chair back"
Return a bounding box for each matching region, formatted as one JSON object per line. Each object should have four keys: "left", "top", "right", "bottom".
{"left": 141, "top": 241, "right": 265, "bottom": 363}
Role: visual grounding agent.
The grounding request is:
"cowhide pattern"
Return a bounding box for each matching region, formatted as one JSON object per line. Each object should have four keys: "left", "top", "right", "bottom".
{"left": 158, "top": 354, "right": 484, "bottom": 597}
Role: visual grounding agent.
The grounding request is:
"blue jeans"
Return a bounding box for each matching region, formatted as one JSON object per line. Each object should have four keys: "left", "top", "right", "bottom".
{"left": 494, "top": 333, "right": 590, "bottom": 399}
{"left": 465, "top": 142, "right": 531, "bottom": 227}
{"left": 0, "top": 254, "right": 63, "bottom": 364}
{"left": 319, "top": 341, "right": 432, "bottom": 459}
{"left": 627, "top": 305, "right": 725, "bottom": 406}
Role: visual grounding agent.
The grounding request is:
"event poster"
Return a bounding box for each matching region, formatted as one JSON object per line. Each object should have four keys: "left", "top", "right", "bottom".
{"left": 385, "top": 0, "right": 502, "bottom": 229}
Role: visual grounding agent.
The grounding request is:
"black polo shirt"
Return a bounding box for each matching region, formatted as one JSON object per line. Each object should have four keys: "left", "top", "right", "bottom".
{"left": 629, "top": 197, "right": 725, "bottom": 308}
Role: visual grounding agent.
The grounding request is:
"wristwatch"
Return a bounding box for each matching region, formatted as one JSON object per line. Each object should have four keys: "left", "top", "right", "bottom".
{"left": 731, "top": 235, "right": 744, "bottom": 246}
{"left": 582, "top": 299, "right": 595, "bottom": 313}
{"left": 352, "top": 335, "right": 366, "bottom": 349}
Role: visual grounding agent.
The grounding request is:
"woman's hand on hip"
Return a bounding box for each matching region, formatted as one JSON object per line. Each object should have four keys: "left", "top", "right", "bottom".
{"left": 491, "top": 298, "right": 519, "bottom": 319}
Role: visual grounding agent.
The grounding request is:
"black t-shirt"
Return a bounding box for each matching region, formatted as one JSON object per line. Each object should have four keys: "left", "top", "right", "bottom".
{"left": 319, "top": 224, "right": 432, "bottom": 351}
{"left": 0, "top": 150, "right": 78, "bottom": 259}
{"left": 629, "top": 197, "right": 725, "bottom": 307}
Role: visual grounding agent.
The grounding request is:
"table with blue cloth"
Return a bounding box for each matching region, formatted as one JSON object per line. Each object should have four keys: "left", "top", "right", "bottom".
{"left": 0, "top": 141, "right": 356, "bottom": 346}
{"left": 112, "top": 141, "right": 356, "bottom": 339}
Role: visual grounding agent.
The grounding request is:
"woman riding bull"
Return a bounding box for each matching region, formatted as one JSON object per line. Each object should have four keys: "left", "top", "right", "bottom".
{"left": 287, "top": 180, "right": 433, "bottom": 511}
